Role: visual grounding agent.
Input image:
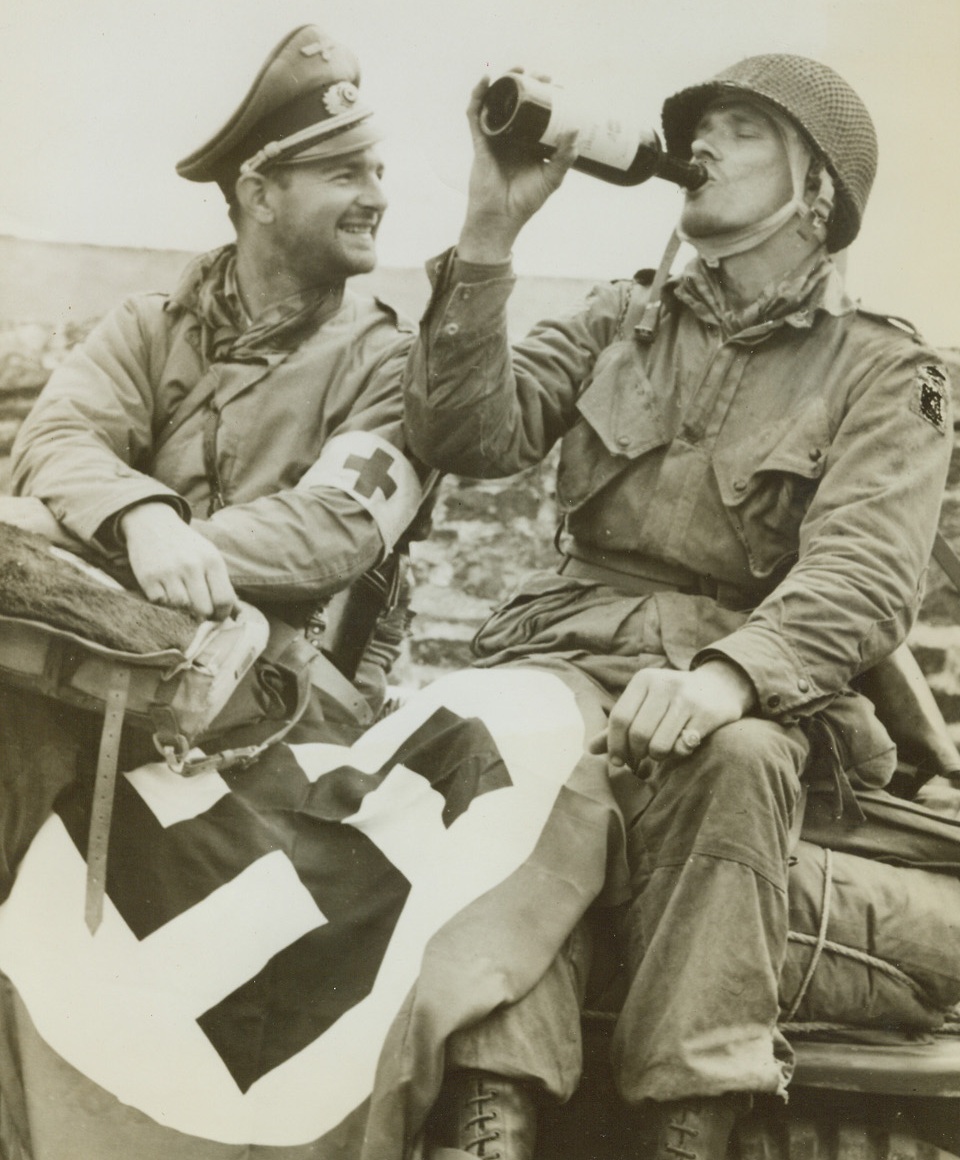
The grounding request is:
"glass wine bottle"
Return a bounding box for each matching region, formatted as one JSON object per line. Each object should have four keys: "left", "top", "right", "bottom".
{"left": 479, "top": 71, "right": 706, "bottom": 190}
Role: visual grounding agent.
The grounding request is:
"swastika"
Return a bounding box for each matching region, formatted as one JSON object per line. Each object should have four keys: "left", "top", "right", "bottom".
{"left": 345, "top": 447, "right": 397, "bottom": 500}
{"left": 56, "top": 706, "right": 513, "bottom": 1092}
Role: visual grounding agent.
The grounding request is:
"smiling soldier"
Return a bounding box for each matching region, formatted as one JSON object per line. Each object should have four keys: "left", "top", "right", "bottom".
{"left": 402, "top": 55, "right": 953, "bottom": 1160}
{"left": 1, "top": 26, "right": 426, "bottom": 892}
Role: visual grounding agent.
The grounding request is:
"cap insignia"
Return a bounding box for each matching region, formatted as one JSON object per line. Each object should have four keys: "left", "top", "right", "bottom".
{"left": 323, "top": 81, "right": 359, "bottom": 117}
{"left": 301, "top": 42, "right": 332, "bottom": 60}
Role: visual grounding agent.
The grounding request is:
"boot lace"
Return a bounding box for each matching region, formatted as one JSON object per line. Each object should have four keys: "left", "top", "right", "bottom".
{"left": 664, "top": 1111, "right": 700, "bottom": 1160}
{"left": 462, "top": 1079, "right": 502, "bottom": 1158}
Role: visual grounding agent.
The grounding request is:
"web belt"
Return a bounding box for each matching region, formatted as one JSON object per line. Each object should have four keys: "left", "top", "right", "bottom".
{"left": 558, "top": 548, "right": 758, "bottom": 610}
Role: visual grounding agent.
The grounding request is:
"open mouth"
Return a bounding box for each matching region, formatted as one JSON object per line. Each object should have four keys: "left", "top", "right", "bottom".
{"left": 339, "top": 221, "right": 378, "bottom": 237}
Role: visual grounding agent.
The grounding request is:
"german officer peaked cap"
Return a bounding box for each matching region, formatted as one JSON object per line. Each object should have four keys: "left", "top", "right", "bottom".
{"left": 176, "top": 26, "right": 380, "bottom": 193}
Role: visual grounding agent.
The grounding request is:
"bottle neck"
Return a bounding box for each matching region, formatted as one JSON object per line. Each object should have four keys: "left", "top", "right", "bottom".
{"left": 656, "top": 152, "right": 707, "bottom": 190}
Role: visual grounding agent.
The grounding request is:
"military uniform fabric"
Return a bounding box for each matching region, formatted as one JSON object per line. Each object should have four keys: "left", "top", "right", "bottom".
{"left": 11, "top": 244, "right": 417, "bottom": 627}
{"left": 3, "top": 245, "right": 419, "bottom": 896}
{"left": 401, "top": 247, "right": 952, "bottom": 1102}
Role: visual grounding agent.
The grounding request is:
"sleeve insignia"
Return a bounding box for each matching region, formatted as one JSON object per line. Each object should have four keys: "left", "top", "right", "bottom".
{"left": 912, "top": 364, "right": 949, "bottom": 435}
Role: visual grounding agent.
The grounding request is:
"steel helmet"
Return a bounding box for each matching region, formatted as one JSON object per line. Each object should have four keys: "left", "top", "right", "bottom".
{"left": 661, "top": 54, "right": 877, "bottom": 252}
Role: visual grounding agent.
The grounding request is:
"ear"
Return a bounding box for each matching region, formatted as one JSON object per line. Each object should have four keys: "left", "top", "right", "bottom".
{"left": 796, "top": 159, "right": 832, "bottom": 242}
{"left": 234, "top": 171, "right": 276, "bottom": 225}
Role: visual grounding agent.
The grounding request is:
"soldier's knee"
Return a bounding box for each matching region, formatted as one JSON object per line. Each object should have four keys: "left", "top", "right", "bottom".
{"left": 699, "top": 717, "right": 807, "bottom": 795}
{"left": 704, "top": 715, "right": 800, "bottom": 760}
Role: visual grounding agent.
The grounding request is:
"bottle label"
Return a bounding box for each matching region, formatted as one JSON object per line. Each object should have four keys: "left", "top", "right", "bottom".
{"left": 542, "top": 88, "right": 646, "bottom": 172}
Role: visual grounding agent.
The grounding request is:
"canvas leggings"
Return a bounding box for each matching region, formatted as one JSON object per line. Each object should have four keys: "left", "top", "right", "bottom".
{"left": 445, "top": 656, "right": 809, "bottom": 1106}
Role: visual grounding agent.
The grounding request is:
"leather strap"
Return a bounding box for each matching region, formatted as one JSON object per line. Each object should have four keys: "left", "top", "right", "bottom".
{"left": 933, "top": 531, "right": 960, "bottom": 595}
{"left": 634, "top": 230, "right": 682, "bottom": 344}
{"left": 267, "top": 617, "right": 373, "bottom": 725}
{"left": 309, "top": 648, "right": 373, "bottom": 725}
{"left": 152, "top": 364, "right": 224, "bottom": 456}
{"left": 85, "top": 665, "right": 131, "bottom": 933}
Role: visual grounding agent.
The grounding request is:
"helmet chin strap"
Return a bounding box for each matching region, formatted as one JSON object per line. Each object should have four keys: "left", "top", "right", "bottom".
{"left": 677, "top": 108, "right": 836, "bottom": 266}
{"left": 637, "top": 113, "right": 838, "bottom": 343}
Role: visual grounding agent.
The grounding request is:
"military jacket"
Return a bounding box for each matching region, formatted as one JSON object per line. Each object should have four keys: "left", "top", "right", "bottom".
{"left": 403, "top": 250, "right": 953, "bottom": 721}
{"left": 12, "top": 256, "right": 417, "bottom": 611}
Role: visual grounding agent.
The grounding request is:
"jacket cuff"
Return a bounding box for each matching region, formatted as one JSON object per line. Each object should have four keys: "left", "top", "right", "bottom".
{"left": 93, "top": 493, "right": 191, "bottom": 552}
{"left": 422, "top": 249, "right": 516, "bottom": 336}
{"left": 424, "top": 248, "right": 514, "bottom": 290}
{"left": 693, "top": 633, "right": 832, "bottom": 721}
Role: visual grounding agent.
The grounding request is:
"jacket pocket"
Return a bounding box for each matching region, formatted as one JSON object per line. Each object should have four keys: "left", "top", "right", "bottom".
{"left": 557, "top": 342, "right": 673, "bottom": 512}
{"left": 712, "top": 398, "right": 830, "bottom": 578}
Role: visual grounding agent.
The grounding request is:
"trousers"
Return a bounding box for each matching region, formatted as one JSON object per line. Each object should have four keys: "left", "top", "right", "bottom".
{"left": 613, "top": 716, "right": 808, "bottom": 1102}
{"left": 446, "top": 657, "right": 809, "bottom": 1105}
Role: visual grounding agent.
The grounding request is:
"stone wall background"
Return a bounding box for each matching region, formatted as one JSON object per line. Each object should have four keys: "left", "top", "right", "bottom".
{"left": 3, "top": 237, "right": 960, "bottom": 739}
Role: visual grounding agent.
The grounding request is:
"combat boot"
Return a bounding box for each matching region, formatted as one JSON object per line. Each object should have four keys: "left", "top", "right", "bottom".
{"left": 427, "top": 1068, "right": 538, "bottom": 1159}
{"left": 644, "top": 1094, "right": 751, "bottom": 1160}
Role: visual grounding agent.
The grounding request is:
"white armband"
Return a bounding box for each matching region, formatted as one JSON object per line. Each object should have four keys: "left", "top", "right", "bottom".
{"left": 295, "top": 432, "right": 423, "bottom": 552}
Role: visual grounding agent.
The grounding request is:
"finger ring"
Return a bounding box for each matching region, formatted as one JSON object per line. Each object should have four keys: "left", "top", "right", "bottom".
{"left": 679, "top": 728, "right": 702, "bottom": 751}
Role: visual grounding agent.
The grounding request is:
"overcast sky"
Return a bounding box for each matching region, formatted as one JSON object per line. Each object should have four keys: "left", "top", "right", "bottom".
{"left": 1, "top": 0, "right": 958, "bottom": 342}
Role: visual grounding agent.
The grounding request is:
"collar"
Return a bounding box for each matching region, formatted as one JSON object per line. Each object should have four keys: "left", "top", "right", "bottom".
{"left": 671, "top": 250, "right": 853, "bottom": 339}
{"left": 168, "top": 244, "right": 344, "bottom": 362}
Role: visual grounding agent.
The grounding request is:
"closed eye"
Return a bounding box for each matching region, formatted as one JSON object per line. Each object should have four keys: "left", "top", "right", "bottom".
{"left": 695, "top": 104, "right": 778, "bottom": 143}
{"left": 728, "top": 110, "right": 776, "bottom": 139}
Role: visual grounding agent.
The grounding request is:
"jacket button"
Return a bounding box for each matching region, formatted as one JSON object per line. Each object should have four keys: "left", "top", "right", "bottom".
{"left": 443, "top": 322, "right": 460, "bottom": 336}
{"left": 798, "top": 679, "right": 810, "bottom": 693}
{"left": 767, "top": 694, "right": 782, "bottom": 709}
{"left": 809, "top": 448, "right": 823, "bottom": 462}
{"left": 734, "top": 479, "right": 747, "bottom": 492}
{"left": 617, "top": 435, "right": 630, "bottom": 449}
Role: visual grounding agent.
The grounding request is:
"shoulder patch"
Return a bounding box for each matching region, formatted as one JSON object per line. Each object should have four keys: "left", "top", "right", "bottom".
{"left": 910, "top": 363, "right": 950, "bottom": 435}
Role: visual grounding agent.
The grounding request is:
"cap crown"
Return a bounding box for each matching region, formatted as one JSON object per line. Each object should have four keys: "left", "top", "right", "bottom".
{"left": 176, "top": 26, "right": 369, "bottom": 189}
{"left": 662, "top": 54, "right": 878, "bottom": 251}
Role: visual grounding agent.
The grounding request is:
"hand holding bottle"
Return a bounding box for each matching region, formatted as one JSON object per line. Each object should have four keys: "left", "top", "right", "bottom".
{"left": 457, "top": 76, "right": 579, "bottom": 265}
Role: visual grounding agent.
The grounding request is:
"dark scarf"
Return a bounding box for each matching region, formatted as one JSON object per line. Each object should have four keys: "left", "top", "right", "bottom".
{"left": 169, "top": 244, "right": 343, "bottom": 363}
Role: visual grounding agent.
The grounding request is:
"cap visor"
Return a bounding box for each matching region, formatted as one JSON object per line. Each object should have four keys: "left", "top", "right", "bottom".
{"left": 271, "top": 115, "right": 383, "bottom": 166}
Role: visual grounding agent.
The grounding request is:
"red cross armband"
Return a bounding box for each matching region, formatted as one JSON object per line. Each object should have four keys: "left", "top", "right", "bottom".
{"left": 295, "top": 432, "right": 424, "bottom": 552}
